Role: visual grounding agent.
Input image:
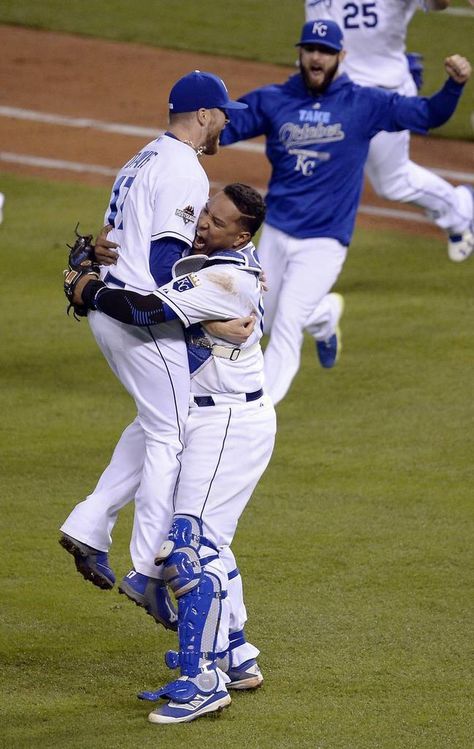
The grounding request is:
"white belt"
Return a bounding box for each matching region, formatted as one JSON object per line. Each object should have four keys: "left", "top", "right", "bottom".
{"left": 190, "top": 338, "right": 259, "bottom": 361}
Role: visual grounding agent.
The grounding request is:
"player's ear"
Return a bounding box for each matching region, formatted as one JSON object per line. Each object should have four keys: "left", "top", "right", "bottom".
{"left": 196, "top": 108, "right": 209, "bottom": 126}
{"left": 233, "top": 230, "right": 251, "bottom": 247}
{"left": 338, "top": 49, "right": 346, "bottom": 63}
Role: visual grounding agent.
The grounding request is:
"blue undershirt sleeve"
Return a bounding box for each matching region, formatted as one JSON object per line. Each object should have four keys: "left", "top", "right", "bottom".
{"left": 149, "top": 236, "right": 189, "bottom": 287}
{"left": 86, "top": 283, "right": 179, "bottom": 326}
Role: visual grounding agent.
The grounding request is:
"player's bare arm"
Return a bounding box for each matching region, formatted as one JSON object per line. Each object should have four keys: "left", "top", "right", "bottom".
{"left": 444, "top": 55, "right": 471, "bottom": 84}
{"left": 70, "top": 273, "right": 97, "bottom": 305}
{"left": 203, "top": 316, "right": 256, "bottom": 343}
{"left": 94, "top": 224, "right": 119, "bottom": 265}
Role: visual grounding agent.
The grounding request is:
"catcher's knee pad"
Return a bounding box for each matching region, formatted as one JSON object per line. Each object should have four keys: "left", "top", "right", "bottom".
{"left": 156, "top": 515, "right": 226, "bottom": 677}
{"left": 155, "top": 514, "right": 213, "bottom": 597}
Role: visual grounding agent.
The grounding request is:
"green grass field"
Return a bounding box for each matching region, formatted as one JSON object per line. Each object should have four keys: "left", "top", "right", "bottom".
{"left": 1, "top": 173, "right": 473, "bottom": 748}
{"left": 0, "top": 0, "right": 473, "bottom": 138}
{"left": 0, "top": 1, "right": 473, "bottom": 744}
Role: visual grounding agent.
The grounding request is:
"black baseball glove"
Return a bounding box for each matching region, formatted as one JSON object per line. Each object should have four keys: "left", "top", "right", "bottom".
{"left": 63, "top": 224, "right": 101, "bottom": 319}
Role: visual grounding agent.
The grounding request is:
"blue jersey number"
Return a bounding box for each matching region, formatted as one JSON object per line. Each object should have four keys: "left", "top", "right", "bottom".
{"left": 106, "top": 150, "right": 157, "bottom": 228}
{"left": 106, "top": 175, "right": 135, "bottom": 229}
{"left": 343, "top": 2, "right": 378, "bottom": 28}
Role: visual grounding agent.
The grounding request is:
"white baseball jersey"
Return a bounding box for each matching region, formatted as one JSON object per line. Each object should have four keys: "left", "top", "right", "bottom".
{"left": 155, "top": 243, "right": 277, "bottom": 555}
{"left": 62, "top": 133, "right": 210, "bottom": 578}
{"left": 104, "top": 133, "right": 209, "bottom": 291}
{"left": 155, "top": 243, "right": 265, "bottom": 396}
{"left": 305, "top": 0, "right": 426, "bottom": 88}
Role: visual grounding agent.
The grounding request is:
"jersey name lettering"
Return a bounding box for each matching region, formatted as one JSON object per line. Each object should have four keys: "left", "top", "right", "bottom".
{"left": 123, "top": 150, "right": 157, "bottom": 171}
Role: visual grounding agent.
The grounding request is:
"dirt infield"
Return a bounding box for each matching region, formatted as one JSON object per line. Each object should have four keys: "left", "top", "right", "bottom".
{"left": 1, "top": 25, "right": 472, "bottom": 238}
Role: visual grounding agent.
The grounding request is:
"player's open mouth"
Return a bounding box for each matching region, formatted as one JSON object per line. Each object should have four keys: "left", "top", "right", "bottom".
{"left": 193, "top": 232, "right": 207, "bottom": 250}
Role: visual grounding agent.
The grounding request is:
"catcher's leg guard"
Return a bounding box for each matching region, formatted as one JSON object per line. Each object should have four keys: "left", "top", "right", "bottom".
{"left": 155, "top": 515, "right": 227, "bottom": 679}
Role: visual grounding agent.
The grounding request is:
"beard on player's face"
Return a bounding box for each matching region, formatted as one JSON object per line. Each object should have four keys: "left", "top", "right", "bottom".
{"left": 200, "top": 108, "right": 228, "bottom": 155}
{"left": 299, "top": 47, "right": 341, "bottom": 93}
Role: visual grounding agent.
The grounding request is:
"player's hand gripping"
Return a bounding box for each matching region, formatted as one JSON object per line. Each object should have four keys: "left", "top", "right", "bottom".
{"left": 204, "top": 314, "right": 257, "bottom": 344}
{"left": 94, "top": 224, "right": 119, "bottom": 265}
{"left": 444, "top": 55, "right": 471, "bottom": 84}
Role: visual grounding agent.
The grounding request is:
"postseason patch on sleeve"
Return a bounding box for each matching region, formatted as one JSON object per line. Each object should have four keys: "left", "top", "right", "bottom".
{"left": 175, "top": 205, "right": 196, "bottom": 226}
{"left": 172, "top": 273, "right": 201, "bottom": 293}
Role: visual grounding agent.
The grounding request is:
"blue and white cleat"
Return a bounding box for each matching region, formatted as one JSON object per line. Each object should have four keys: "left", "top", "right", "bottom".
{"left": 59, "top": 533, "right": 115, "bottom": 590}
{"left": 448, "top": 186, "right": 474, "bottom": 262}
{"left": 148, "top": 687, "right": 231, "bottom": 724}
{"left": 118, "top": 569, "right": 178, "bottom": 630}
{"left": 142, "top": 667, "right": 231, "bottom": 724}
{"left": 316, "top": 293, "right": 344, "bottom": 369}
{"left": 226, "top": 658, "right": 263, "bottom": 690}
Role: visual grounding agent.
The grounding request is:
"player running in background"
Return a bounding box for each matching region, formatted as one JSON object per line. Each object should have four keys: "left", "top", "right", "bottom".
{"left": 305, "top": 0, "right": 474, "bottom": 262}
{"left": 220, "top": 20, "right": 471, "bottom": 405}
{"left": 66, "top": 184, "right": 277, "bottom": 724}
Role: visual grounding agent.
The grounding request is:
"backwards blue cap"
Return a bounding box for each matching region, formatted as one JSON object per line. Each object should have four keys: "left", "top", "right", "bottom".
{"left": 296, "top": 20, "right": 344, "bottom": 52}
{"left": 169, "top": 70, "right": 248, "bottom": 114}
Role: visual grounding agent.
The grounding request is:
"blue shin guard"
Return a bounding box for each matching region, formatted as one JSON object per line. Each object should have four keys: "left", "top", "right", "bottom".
{"left": 140, "top": 514, "right": 227, "bottom": 703}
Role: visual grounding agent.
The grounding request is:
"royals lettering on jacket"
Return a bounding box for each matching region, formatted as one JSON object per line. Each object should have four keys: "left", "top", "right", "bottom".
{"left": 279, "top": 121, "right": 345, "bottom": 148}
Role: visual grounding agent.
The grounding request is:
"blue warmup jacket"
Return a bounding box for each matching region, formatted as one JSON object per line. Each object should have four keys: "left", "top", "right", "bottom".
{"left": 220, "top": 73, "right": 465, "bottom": 245}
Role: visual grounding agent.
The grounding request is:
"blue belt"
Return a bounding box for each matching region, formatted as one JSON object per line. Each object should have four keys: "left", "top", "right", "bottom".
{"left": 193, "top": 388, "right": 263, "bottom": 407}
{"left": 104, "top": 271, "right": 126, "bottom": 288}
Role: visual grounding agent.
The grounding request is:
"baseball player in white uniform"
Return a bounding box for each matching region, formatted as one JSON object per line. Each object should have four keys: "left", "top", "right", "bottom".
{"left": 60, "top": 71, "right": 257, "bottom": 628}
{"left": 61, "top": 73, "right": 264, "bottom": 698}
{"left": 305, "top": 0, "right": 474, "bottom": 261}
{"left": 69, "top": 183, "right": 277, "bottom": 723}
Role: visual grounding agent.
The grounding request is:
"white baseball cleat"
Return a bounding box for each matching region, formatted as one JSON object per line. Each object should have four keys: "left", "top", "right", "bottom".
{"left": 0, "top": 193, "right": 4, "bottom": 225}
{"left": 447, "top": 229, "right": 473, "bottom": 262}
{"left": 448, "top": 186, "right": 474, "bottom": 262}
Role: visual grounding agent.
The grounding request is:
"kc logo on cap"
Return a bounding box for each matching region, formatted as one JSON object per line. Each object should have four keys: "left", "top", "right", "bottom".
{"left": 295, "top": 19, "right": 344, "bottom": 52}
{"left": 312, "top": 21, "right": 329, "bottom": 37}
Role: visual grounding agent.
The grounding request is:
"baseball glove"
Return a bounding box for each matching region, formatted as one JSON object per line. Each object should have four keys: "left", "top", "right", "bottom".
{"left": 64, "top": 224, "right": 101, "bottom": 319}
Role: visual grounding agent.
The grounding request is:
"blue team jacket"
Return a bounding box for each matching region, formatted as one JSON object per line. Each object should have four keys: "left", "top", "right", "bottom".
{"left": 220, "top": 73, "right": 464, "bottom": 245}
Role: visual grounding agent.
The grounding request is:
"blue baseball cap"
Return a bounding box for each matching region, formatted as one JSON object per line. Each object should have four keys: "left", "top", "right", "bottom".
{"left": 169, "top": 70, "right": 248, "bottom": 114}
{"left": 295, "top": 19, "right": 344, "bottom": 52}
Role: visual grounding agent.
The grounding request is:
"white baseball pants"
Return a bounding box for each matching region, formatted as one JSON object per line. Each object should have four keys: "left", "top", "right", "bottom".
{"left": 259, "top": 223, "right": 347, "bottom": 405}
{"left": 61, "top": 310, "right": 189, "bottom": 577}
{"left": 174, "top": 392, "right": 275, "bottom": 663}
{"left": 365, "top": 76, "right": 472, "bottom": 235}
{"left": 175, "top": 394, "right": 277, "bottom": 547}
